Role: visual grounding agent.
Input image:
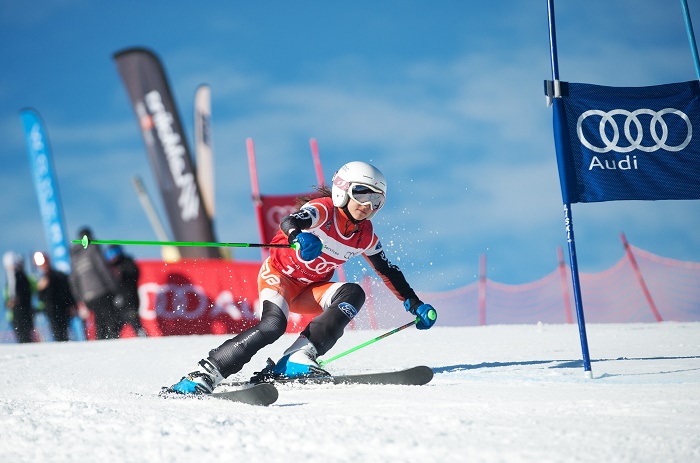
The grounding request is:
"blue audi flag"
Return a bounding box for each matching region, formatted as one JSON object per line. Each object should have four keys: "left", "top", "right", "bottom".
{"left": 547, "top": 80, "right": 700, "bottom": 203}
{"left": 19, "top": 108, "right": 72, "bottom": 273}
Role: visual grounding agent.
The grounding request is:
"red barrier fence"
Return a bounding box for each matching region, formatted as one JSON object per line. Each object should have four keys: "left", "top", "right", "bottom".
{"left": 366, "top": 244, "right": 700, "bottom": 327}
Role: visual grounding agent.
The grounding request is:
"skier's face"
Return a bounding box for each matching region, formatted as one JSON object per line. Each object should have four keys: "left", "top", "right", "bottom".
{"left": 346, "top": 198, "right": 373, "bottom": 221}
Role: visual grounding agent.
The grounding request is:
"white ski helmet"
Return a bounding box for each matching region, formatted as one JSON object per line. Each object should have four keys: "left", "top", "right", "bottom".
{"left": 331, "top": 161, "right": 387, "bottom": 220}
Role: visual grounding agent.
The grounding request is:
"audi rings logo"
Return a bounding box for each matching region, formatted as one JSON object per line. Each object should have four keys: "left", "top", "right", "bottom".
{"left": 576, "top": 108, "right": 692, "bottom": 153}
{"left": 302, "top": 255, "right": 338, "bottom": 274}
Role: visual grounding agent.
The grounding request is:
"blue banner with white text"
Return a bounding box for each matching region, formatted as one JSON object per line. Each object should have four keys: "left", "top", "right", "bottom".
{"left": 549, "top": 80, "right": 700, "bottom": 203}
{"left": 20, "top": 108, "right": 72, "bottom": 273}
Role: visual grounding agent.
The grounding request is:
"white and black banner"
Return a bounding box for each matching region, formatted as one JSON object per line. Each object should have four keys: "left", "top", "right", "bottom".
{"left": 114, "top": 47, "right": 218, "bottom": 258}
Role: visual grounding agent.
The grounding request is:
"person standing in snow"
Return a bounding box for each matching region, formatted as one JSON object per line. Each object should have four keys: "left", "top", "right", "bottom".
{"left": 3, "top": 252, "right": 35, "bottom": 343}
{"left": 69, "top": 227, "right": 121, "bottom": 340}
{"left": 165, "top": 161, "right": 437, "bottom": 395}
{"left": 35, "top": 252, "right": 77, "bottom": 342}
{"left": 105, "top": 245, "right": 146, "bottom": 337}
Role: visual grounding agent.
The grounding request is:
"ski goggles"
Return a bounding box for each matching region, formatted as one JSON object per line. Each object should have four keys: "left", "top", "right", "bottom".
{"left": 348, "top": 183, "right": 386, "bottom": 210}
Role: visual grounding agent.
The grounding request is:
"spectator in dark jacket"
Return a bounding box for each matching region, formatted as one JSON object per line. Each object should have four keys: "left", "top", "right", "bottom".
{"left": 105, "top": 245, "right": 146, "bottom": 337}
{"left": 35, "top": 252, "right": 76, "bottom": 342}
{"left": 69, "top": 227, "right": 121, "bottom": 340}
{"left": 3, "top": 251, "right": 34, "bottom": 343}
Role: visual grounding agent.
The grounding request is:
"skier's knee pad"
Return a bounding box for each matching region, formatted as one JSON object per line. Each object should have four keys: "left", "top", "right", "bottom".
{"left": 329, "top": 282, "right": 366, "bottom": 312}
{"left": 302, "top": 283, "right": 365, "bottom": 355}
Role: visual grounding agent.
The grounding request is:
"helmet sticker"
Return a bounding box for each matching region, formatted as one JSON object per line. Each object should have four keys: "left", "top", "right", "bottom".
{"left": 333, "top": 175, "right": 350, "bottom": 191}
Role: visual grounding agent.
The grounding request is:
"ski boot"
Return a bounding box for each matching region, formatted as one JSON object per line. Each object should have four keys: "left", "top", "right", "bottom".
{"left": 250, "top": 337, "right": 331, "bottom": 383}
{"left": 161, "top": 359, "right": 224, "bottom": 396}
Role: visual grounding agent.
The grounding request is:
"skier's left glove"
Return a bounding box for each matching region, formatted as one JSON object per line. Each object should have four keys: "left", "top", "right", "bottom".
{"left": 404, "top": 299, "right": 437, "bottom": 330}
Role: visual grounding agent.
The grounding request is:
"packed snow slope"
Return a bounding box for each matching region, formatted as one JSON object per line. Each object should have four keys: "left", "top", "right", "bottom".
{"left": 1, "top": 322, "right": 699, "bottom": 463}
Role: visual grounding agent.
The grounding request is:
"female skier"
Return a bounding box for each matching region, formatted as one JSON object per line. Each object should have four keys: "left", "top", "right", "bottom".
{"left": 165, "top": 161, "right": 437, "bottom": 394}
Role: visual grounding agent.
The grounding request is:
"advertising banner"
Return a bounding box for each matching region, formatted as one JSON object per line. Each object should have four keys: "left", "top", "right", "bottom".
{"left": 136, "top": 259, "right": 313, "bottom": 336}
{"left": 114, "top": 48, "right": 218, "bottom": 258}
{"left": 194, "top": 84, "right": 215, "bottom": 220}
{"left": 550, "top": 80, "right": 700, "bottom": 203}
{"left": 19, "top": 108, "right": 72, "bottom": 273}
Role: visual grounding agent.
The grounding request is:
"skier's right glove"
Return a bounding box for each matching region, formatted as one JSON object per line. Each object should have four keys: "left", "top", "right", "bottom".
{"left": 404, "top": 299, "right": 437, "bottom": 330}
{"left": 291, "top": 232, "right": 323, "bottom": 261}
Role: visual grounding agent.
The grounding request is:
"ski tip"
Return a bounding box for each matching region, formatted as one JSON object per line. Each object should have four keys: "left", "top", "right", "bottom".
{"left": 251, "top": 382, "right": 279, "bottom": 406}
{"left": 409, "top": 365, "right": 434, "bottom": 385}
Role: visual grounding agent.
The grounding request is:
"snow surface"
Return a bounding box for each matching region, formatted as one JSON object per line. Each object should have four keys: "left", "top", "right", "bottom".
{"left": 1, "top": 322, "right": 699, "bottom": 463}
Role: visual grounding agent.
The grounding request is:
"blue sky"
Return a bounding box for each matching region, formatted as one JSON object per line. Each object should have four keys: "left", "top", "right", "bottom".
{"left": 2, "top": 0, "right": 699, "bottom": 292}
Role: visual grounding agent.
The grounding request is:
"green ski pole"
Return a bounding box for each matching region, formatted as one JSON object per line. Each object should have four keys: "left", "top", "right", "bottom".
{"left": 317, "top": 312, "right": 435, "bottom": 367}
{"left": 71, "top": 235, "right": 296, "bottom": 250}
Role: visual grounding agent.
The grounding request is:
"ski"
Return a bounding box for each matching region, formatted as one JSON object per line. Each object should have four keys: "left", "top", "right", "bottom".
{"left": 324, "top": 365, "right": 433, "bottom": 386}
{"left": 226, "top": 365, "right": 433, "bottom": 388}
{"left": 160, "top": 382, "right": 278, "bottom": 406}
